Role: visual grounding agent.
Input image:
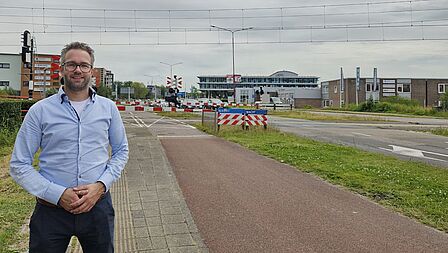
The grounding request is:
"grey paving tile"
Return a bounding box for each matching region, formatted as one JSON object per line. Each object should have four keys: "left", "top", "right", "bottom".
{"left": 160, "top": 206, "right": 182, "bottom": 215}
{"left": 161, "top": 215, "right": 185, "bottom": 224}
{"left": 134, "top": 227, "right": 149, "bottom": 238}
{"left": 149, "top": 226, "right": 165, "bottom": 237}
{"left": 169, "top": 246, "right": 201, "bottom": 253}
{"left": 150, "top": 236, "right": 168, "bottom": 249}
{"left": 146, "top": 217, "right": 162, "bottom": 226}
{"left": 133, "top": 218, "right": 147, "bottom": 228}
{"left": 163, "top": 223, "right": 190, "bottom": 235}
{"left": 166, "top": 234, "right": 195, "bottom": 248}
{"left": 136, "top": 237, "right": 152, "bottom": 251}
{"left": 148, "top": 249, "right": 169, "bottom": 253}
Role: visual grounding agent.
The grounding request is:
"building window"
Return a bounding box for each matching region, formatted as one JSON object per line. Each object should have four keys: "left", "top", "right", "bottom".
{"left": 438, "top": 83, "right": 448, "bottom": 93}
{"left": 0, "top": 63, "right": 10, "bottom": 69}
{"left": 397, "top": 83, "right": 411, "bottom": 93}
{"left": 334, "top": 86, "right": 338, "bottom": 93}
{"left": 0, "top": 81, "right": 10, "bottom": 87}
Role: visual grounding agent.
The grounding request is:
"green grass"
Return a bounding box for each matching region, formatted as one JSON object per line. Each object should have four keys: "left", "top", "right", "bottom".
{"left": 195, "top": 124, "right": 448, "bottom": 232}
{"left": 155, "top": 111, "right": 201, "bottom": 119}
{"left": 270, "top": 110, "right": 389, "bottom": 122}
{"left": 0, "top": 151, "right": 35, "bottom": 253}
{"left": 421, "top": 128, "right": 448, "bottom": 137}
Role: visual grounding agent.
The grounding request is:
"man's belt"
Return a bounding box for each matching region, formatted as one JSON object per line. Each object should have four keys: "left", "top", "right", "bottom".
{"left": 36, "top": 198, "right": 62, "bottom": 208}
{"left": 36, "top": 192, "right": 108, "bottom": 209}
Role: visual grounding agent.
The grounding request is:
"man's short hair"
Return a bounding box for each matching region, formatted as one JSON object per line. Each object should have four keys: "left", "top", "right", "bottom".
{"left": 61, "top": 42, "right": 95, "bottom": 65}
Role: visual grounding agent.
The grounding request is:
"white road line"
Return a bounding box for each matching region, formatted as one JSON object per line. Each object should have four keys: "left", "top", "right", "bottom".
{"left": 378, "top": 145, "right": 446, "bottom": 162}
{"left": 130, "top": 115, "right": 142, "bottom": 127}
{"left": 352, "top": 132, "right": 371, "bottom": 137}
{"left": 147, "top": 117, "right": 166, "bottom": 128}
{"left": 134, "top": 116, "right": 150, "bottom": 128}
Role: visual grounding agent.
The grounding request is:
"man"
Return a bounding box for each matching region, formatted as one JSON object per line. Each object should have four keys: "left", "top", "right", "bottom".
{"left": 10, "top": 42, "right": 128, "bottom": 252}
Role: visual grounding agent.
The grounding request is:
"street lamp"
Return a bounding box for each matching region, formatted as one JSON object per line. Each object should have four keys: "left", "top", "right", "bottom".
{"left": 210, "top": 25, "right": 253, "bottom": 103}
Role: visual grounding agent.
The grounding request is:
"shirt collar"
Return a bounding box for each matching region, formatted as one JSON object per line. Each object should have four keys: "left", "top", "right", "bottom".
{"left": 59, "top": 86, "right": 97, "bottom": 104}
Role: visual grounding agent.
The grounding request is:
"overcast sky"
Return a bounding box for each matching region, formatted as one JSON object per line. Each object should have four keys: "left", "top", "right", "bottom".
{"left": 1, "top": 0, "right": 448, "bottom": 90}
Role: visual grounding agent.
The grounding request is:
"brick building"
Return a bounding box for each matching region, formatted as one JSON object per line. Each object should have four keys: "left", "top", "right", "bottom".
{"left": 322, "top": 78, "right": 448, "bottom": 108}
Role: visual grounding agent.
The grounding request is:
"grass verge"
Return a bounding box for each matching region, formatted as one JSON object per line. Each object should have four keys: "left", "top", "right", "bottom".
{"left": 0, "top": 150, "right": 35, "bottom": 252}
{"left": 194, "top": 124, "right": 448, "bottom": 232}
{"left": 421, "top": 128, "right": 448, "bottom": 137}
{"left": 155, "top": 111, "right": 201, "bottom": 119}
{"left": 269, "top": 110, "right": 389, "bottom": 122}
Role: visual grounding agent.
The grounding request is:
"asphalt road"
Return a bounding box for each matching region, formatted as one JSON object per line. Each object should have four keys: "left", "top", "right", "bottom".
{"left": 269, "top": 115, "right": 448, "bottom": 167}
{"left": 121, "top": 111, "right": 448, "bottom": 253}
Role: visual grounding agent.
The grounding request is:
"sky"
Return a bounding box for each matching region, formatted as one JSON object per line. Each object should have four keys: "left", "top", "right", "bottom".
{"left": 1, "top": 0, "right": 448, "bottom": 91}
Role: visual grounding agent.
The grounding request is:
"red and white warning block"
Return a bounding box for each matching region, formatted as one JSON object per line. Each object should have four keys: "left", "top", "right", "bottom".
{"left": 217, "top": 113, "right": 245, "bottom": 126}
{"left": 245, "top": 114, "right": 268, "bottom": 126}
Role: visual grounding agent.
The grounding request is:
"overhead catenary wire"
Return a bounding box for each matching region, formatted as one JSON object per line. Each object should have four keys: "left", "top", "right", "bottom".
{"left": 0, "top": 0, "right": 447, "bottom": 47}
{"left": 0, "top": 0, "right": 436, "bottom": 12}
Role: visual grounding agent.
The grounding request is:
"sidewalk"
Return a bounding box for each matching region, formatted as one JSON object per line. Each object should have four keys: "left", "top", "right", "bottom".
{"left": 72, "top": 126, "right": 208, "bottom": 253}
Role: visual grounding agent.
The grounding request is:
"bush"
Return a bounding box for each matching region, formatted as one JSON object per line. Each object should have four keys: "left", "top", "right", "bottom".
{"left": 380, "top": 96, "right": 420, "bottom": 107}
{"left": 0, "top": 100, "right": 22, "bottom": 132}
{"left": 0, "top": 99, "right": 37, "bottom": 132}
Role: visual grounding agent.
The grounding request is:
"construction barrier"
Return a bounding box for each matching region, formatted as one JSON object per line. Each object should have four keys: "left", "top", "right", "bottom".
{"left": 245, "top": 114, "right": 268, "bottom": 126}
{"left": 215, "top": 108, "right": 268, "bottom": 131}
{"left": 217, "top": 113, "right": 245, "bottom": 126}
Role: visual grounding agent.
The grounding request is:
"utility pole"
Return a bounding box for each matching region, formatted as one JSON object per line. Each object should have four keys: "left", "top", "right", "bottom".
{"left": 210, "top": 25, "right": 253, "bottom": 103}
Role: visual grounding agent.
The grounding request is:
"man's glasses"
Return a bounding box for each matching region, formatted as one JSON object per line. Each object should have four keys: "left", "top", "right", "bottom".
{"left": 62, "top": 62, "right": 92, "bottom": 73}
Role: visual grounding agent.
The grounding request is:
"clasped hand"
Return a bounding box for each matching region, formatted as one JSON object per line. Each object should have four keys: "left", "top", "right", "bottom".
{"left": 58, "top": 182, "right": 105, "bottom": 214}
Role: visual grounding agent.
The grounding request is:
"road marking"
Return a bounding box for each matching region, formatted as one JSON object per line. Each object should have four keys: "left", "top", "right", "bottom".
{"left": 378, "top": 145, "right": 446, "bottom": 162}
{"left": 130, "top": 115, "right": 142, "bottom": 127}
{"left": 147, "top": 117, "right": 166, "bottom": 128}
{"left": 352, "top": 132, "right": 371, "bottom": 137}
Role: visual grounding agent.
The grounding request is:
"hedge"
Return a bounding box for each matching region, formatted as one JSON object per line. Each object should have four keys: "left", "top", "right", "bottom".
{"left": 0, "top": 99, "right": 36, "bottom": 132}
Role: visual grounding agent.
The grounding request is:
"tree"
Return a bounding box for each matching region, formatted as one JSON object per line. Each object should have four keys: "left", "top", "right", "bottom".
{"left": 189, "top": 86, "right": 201, "bottom": 99}
{"left": 45, "top": 88, "right": 58, "bottom": 97}
{"left": 97, "top": 84, "right": 112, "bottom": 98}
{"left": 130, "top": 82, "right": 148, "bottom": 99}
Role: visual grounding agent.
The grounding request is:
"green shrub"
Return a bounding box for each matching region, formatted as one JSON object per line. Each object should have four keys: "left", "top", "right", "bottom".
{"left": 380, "top": 96, "right": 420, "bottom": 107}
{"left": 0, "top": 100, "right": 22, "bottom": 132}
{"left": 0, "top": 99, "right": 36, "bottom": 132}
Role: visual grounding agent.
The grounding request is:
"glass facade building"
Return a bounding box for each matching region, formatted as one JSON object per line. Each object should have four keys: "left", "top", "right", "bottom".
{"left": 197, "top": 71, "right": 319, "bottom": 99}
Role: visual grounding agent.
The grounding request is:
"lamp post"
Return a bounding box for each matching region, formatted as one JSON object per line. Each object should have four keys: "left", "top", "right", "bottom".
{"left": 210, "top": 25, "right": 253, "bottom": 103}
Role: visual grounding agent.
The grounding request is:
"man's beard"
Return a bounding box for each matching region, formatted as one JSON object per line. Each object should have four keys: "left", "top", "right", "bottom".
{"left": 63, "top": 74, "right": 91, "bottom": 92}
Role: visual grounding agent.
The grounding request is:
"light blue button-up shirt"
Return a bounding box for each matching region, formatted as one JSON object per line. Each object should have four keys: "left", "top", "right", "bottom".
{"left": 10, "top": 87, "right": 129, "bottom": 205}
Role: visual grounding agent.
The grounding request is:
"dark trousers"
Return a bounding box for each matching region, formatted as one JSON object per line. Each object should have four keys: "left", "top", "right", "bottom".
{"left": 29, "top": 192, "right": 115, "bottom": 253}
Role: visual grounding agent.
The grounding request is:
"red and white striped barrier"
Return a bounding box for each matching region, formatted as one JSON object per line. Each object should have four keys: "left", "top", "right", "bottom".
{"left": 116, "top": 105, "right": 214, "bottom": 113}
{"left": 217, "top": 113, "right": 245, "bottom": 126}
{"left": 245, "top": 114, "right": 268, "bottom": 126}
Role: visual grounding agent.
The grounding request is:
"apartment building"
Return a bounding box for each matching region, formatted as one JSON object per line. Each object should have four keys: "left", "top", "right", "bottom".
{"left": 93, "top": 68, "right": 114, "bottom": 88}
